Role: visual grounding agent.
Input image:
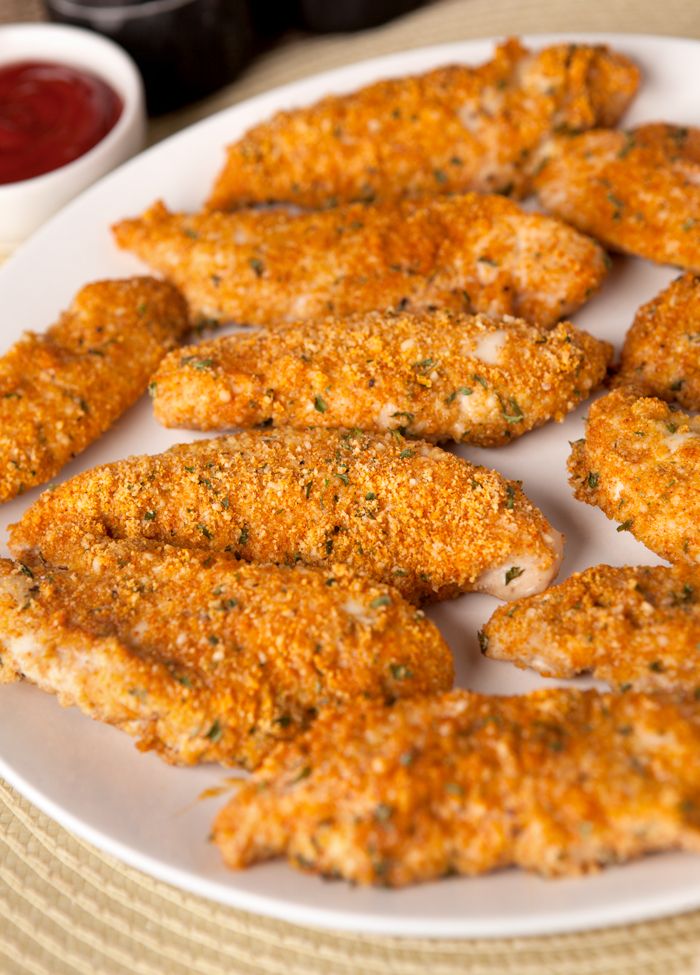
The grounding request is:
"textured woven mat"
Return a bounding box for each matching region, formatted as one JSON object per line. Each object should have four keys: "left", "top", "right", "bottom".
{"left": 2, "top": 1, "right": 700, "bottom": 972}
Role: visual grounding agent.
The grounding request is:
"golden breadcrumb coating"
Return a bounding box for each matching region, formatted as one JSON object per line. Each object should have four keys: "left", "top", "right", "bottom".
{"left": 112, "top": 196, "right": 608, "bottom": 329}
{"left": 214, "top": 688, "right": 700, "bottom": 885}
{"left": 9, "top": 428, "right": 563, "bottom": 604}
{"left": 616, "top": 273, "right": 700, "bottom": 410}
{"left": 482, "top": 563, "right": 700, "bottom": 692}
{"left": 0, "top": 542, "right": 452, "bottom": 767}
{"left": 152, "top": 310, "right": 612, "bottom": 446}
{"left": 207, "top": 39, "right": 639, "bottom": 210}
{"left": 568, "top": 387, "right": 700, "bottom": 565}
{"left": 534, "top": 123, "right": 700, "bottom": 269}
{"left": 0, "top": 277, "right": 189, "bottom": 504}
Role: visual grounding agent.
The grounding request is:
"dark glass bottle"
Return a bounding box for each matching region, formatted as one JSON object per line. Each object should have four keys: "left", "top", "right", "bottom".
{"left": 299, "top": 0, "right": 424, "bottom": 32}
{"left": 250, "top": 0, "right": 426, "bottom": 35}
{"left": 45, "top": 0, "right": 254, "bottom": 116}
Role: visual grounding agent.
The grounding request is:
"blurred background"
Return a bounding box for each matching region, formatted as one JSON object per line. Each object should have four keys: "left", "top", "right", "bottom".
{"left": 0, "top": 0, "right": 431, "bottom": 116}
{"left": 1, "top": 0, "right": 699, "bottom": 141}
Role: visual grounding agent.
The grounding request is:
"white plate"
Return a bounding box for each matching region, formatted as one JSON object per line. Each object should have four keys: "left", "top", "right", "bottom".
{"left": 0, "top": 33, "right": 698, "bottom": 939}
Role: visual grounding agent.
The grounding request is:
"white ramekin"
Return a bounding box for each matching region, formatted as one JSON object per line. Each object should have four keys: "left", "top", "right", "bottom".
{"left": 0, "top": 23, "right": 146, "bottom": 250}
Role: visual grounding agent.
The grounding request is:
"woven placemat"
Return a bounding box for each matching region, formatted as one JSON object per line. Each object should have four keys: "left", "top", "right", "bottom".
{"left": 2, "top": 1, "right": 700, "bottom": 972}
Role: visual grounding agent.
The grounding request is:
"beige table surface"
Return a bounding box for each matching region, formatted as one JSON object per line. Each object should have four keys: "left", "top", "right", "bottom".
{"left": 2, "top": 1, "right": 700, "bottom": 973}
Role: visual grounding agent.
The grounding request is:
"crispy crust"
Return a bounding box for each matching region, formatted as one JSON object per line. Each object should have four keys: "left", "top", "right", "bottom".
{"left": 534, "top": 123, "right": 700, "bottom": 270}
{"left": 567, "top": 387, "right": 700, "bottom": 565}
{"left": 213, "top": 688, "right": 700, "bottom": 885}
{"left": 112, "top": 196, "right": 608, "bottom": 329}
{"left": 482, "top": 563, "right": 700, "bottom": 691}
{"left": 0, "top": 277, "right": 190, "bottom": 504}
{"left": 616, "top": 273, "right": 700, "bottom": 410}
{"left": 0, "top": 542, "right": 452, "bottom": 767}
{"left": 207, "top": 39, "right": 639, "bottom": 210}
{"left": 152, "top": 310, "right": 612, "bottom": 446}
{"left": 9, "top": 427, "right": 563, "bottom": 604}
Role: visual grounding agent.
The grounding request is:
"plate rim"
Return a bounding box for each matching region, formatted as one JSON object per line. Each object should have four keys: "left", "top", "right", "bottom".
{"left": 1, "top": 30, "right": 700, "bottom": 938}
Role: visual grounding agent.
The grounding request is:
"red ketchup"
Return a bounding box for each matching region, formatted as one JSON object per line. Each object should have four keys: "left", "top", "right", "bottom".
{"left": 0, "top": 60, "right": 123, "bottom": 185}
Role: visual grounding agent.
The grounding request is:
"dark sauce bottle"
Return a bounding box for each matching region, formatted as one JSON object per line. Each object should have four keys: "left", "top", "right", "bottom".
{"left": 45, "top": 0, "right": 253, "bottom": 116}
{"left": 298, "top": 0, "right": 425, "bottom": 32}
{"left": 251, "top": 0, "right": 425, "bottom": 35}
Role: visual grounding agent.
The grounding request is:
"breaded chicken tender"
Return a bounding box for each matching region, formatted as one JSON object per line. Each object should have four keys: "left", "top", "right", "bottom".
{"left": 10, "top": 428, "right": 563, "bottom": 603}
{"left": 617, "top": 273, "right": 700, "bottom": 410}
{"left": 207, "top": 39, "right": 639, "bottom": 211}
{"left": 214, "top": 688, "right": 700, "bottom": 885}
{"left": 151, "top": 310, "right": 612, "bottom": 446}
{"left": 0, "top": 278, "right": 189, "bottom": 504}
{"left": 0, "top": 542, "right": 452, "bottom": 767}
{"left": 112, "top": 195, "right": 608, "bottom": 329}
{"left": 482, "top": 563, "right": 700, "bottom": 692}
{"left": 534, "top": 124, "right": 700, "bottom": 269}
{"left": 568, "top": 387, "right": 700, "bottom": 564}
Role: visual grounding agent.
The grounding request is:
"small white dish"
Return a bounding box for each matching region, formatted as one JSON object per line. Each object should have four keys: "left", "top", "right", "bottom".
{"left": 0, "top": 23, "right": 145, "bottom": 250}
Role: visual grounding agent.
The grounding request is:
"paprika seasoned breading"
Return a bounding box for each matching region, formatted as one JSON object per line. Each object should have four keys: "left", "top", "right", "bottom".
{"left": 0, "top": 277, "right": 189, "bottom": 504}
{"left": 213, "top": 688, "right": 700, "bottom": 885}
{"left": 151, "top": 310, "right": 612, "bottom": 446}
{"left": 0, "top": 541, "right": 453, "bottom": 768}
{"left": 207, "top": 39, "right": 639, "bottom": 210}
{"left": 534, "top": 123, "right": 700, "bottom": 270}
{"left": 9, "top": 427, "right": 564, "bottom": 603}
{"left": 568, "top": 387, "right": 700, "bottom": 565}
{"left": 616, "top": 273, "right": 700, "bottom": 411}
{"left": 482, "top": 563, "right": 700, "bottom": 692}
{"left": 112, "top": 195, "right": 608, "bottom": 329}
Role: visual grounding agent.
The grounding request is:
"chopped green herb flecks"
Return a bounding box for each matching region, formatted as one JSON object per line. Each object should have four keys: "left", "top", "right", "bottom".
{"left": 180, "top": 356, "right": 215, "bottom": 371}
{"left": 390, "top": 663, "right": 413, "bottom": 680}
{"left": 314, "top": 395, "right": 328, "bottom": 413}
{"left": 292, "top": 765, "right": 312, "bottom": 784}
{"left": 374, "top": 802, "right": 393, "bottom": 821}
{"left": 617, "top": 133, "right": 636, "bottom": 158}
{"left": 499, "top": 395, "right": 524, "bottom": 424}
{"left": 505, "top": 566, "right": 525, "bottom": 586}
{"left": 587, "top": 471, "right": 599, "bottom": 489}
{"left": 617, "top": 519, "right": 634, "bottom": 533}
{"left": 607, "top": 192, "right": 624, "bottom": 219}
{"left": 370, "top": 595, "right": 391, "bottom": 609}
{"left": 205, "top": 719, "right": 223, "bottom": 742}
{"left": 446, "top": 387, "right": 473, "bottom": 403}
{"left": 672, "top": 584, "right": 695, "bottom": 606}
{"left": 413, "top": 358, "right": 436, "bottom": 373}
{"left": 249, "top": 257, "right": 265, "bottom": 277}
